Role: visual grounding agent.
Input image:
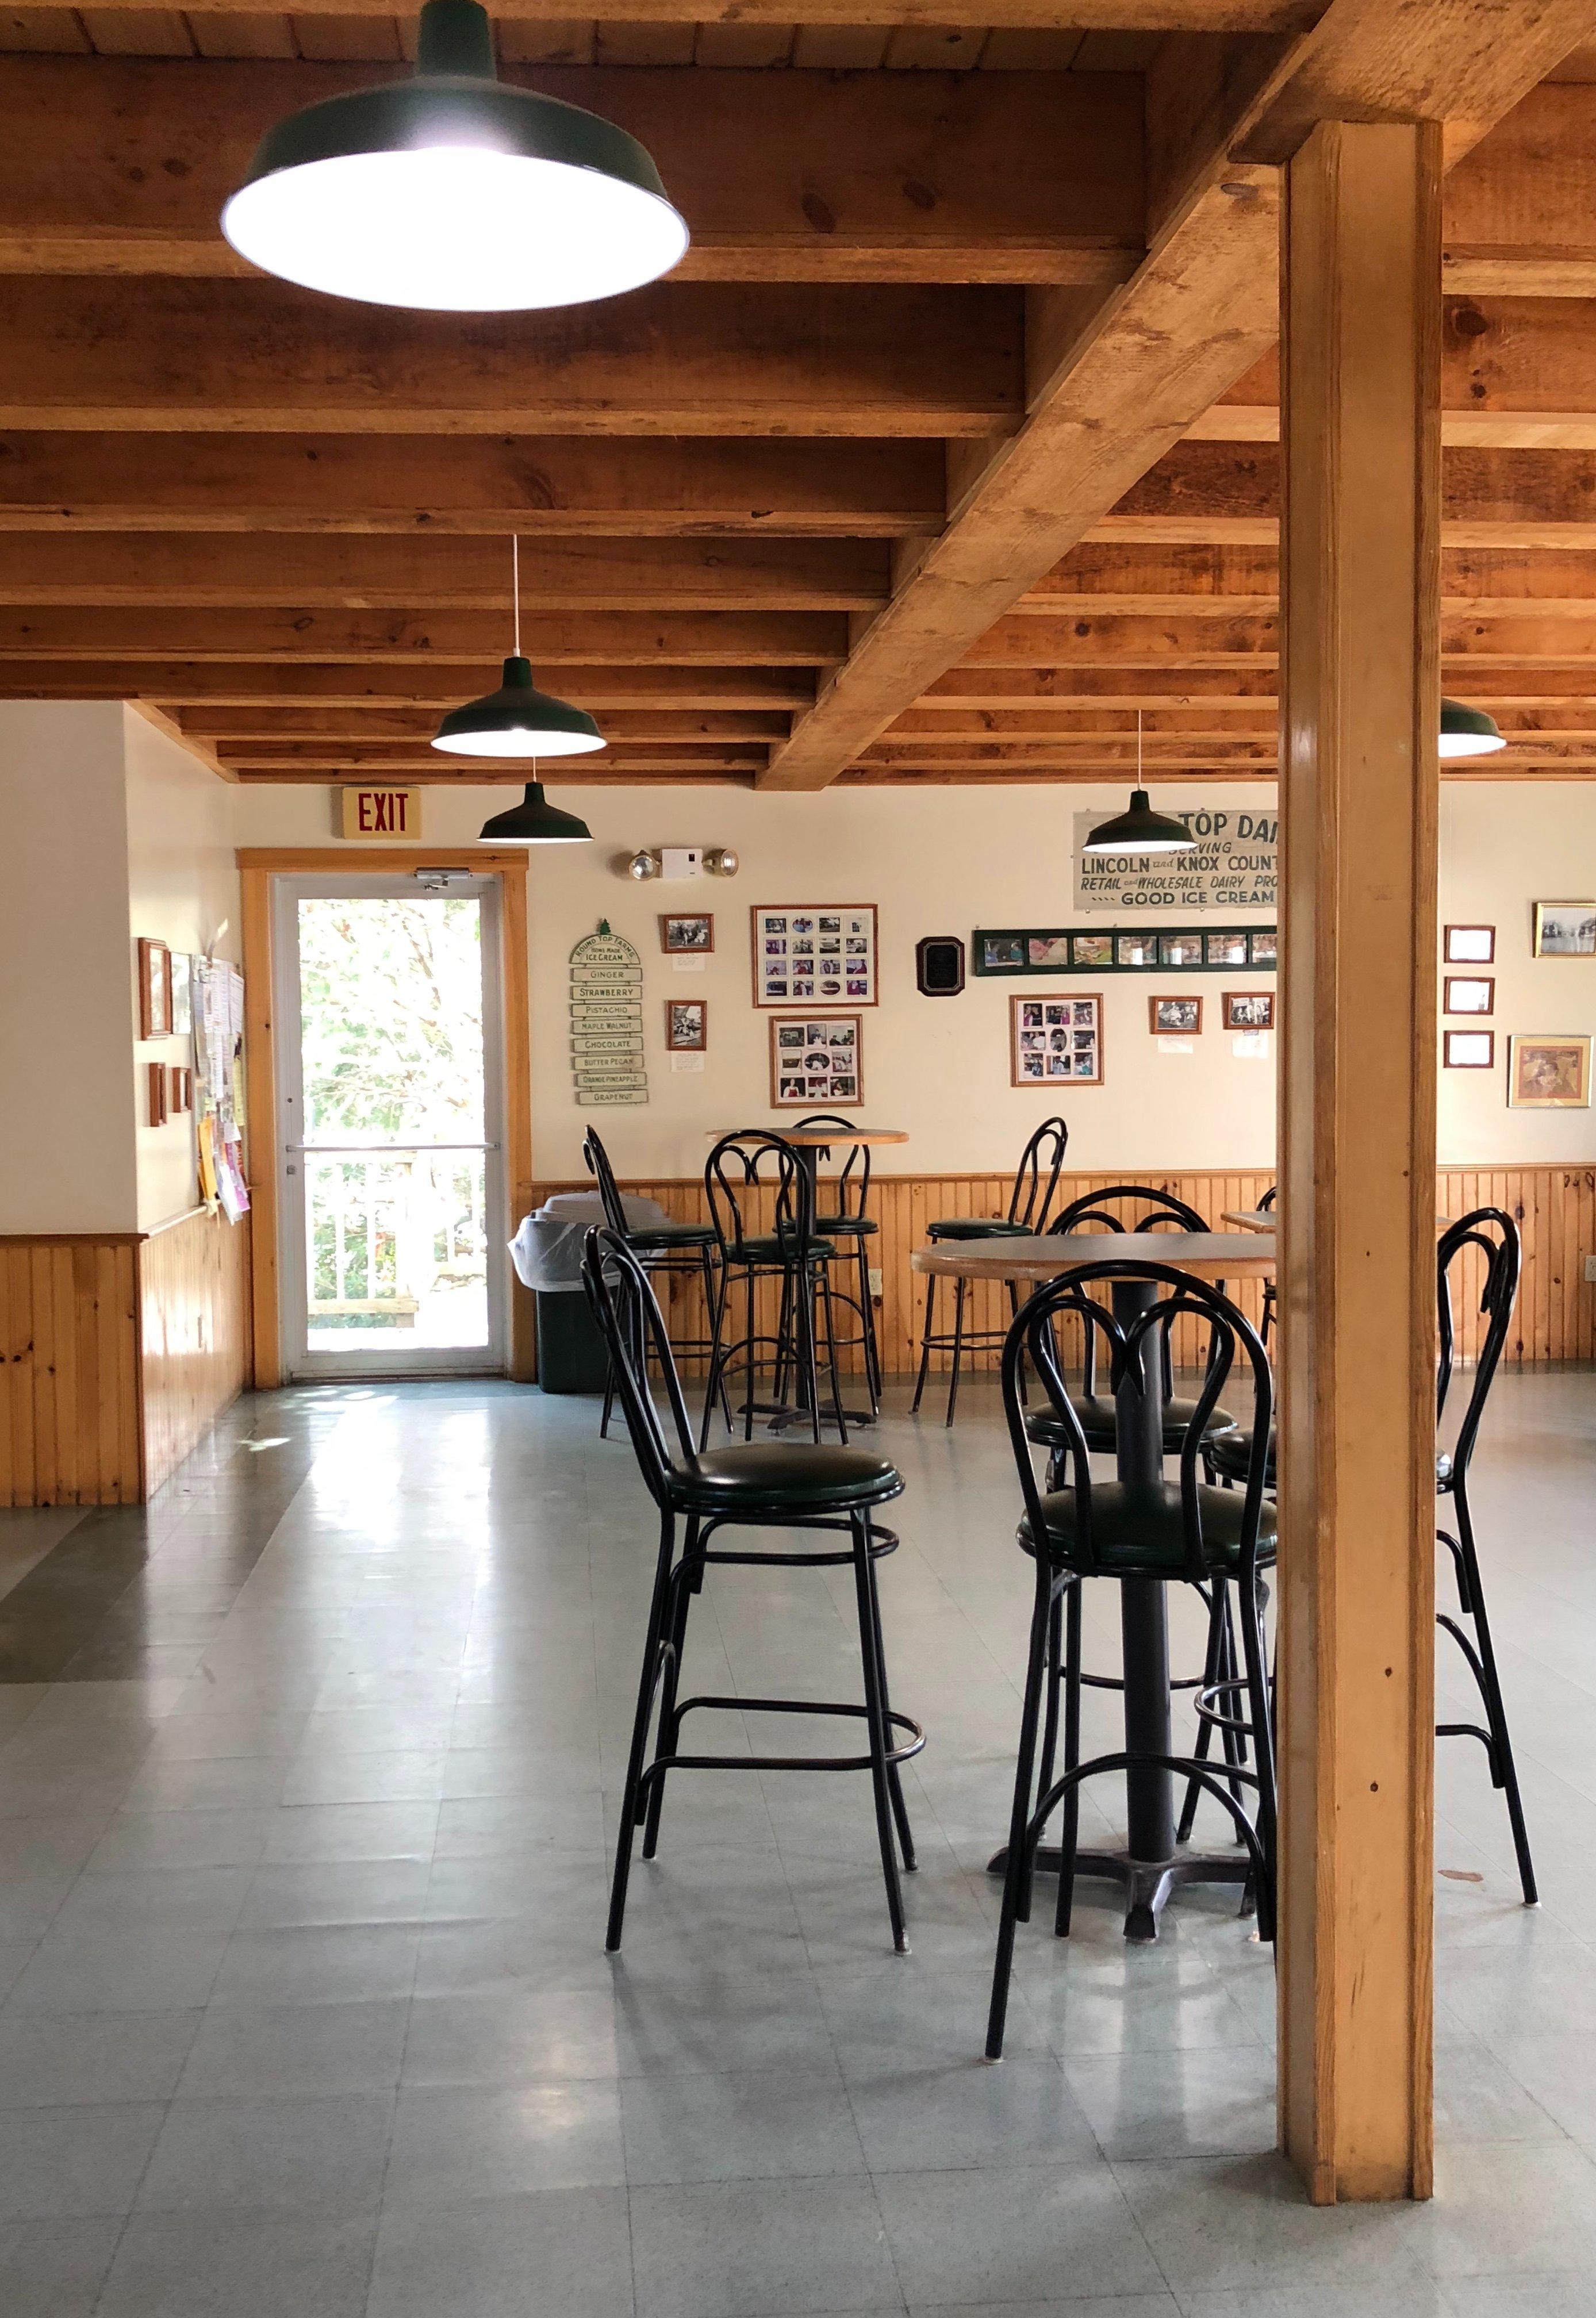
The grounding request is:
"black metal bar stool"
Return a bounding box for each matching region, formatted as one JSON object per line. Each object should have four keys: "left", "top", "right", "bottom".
{"left": 584, "top": 1125, "right": 724, "bottom": 1440}
{"left": 701, "top": 1131, "right": 850, "bottom": 1447}
{"left": 987, "top": 1261, "right": 1277, "bottom": 2059}
{"left": 795, "top": 1113, "right": 884, "bottom": 1419}
{"left": 1256, "top": 1185, "right": 1277, "bottom": 1345}
{"left": 583, "top": 1229, "right": 923, "bottom": 1954}
{"left": 910, "top": 1116, "right": 1069, "bottom": 1426}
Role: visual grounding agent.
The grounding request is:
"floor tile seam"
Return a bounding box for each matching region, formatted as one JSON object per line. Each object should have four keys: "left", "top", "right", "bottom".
{"left": 85, "top": 2202, "right": 139, "bottom": 2315}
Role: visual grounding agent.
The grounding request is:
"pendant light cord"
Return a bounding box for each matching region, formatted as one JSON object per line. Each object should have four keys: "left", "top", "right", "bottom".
{"left": 1137, "top": 708, "right": 1143, "bottom": 784}
{"left": 512, "top": 534, "right": 521, "bottom": 660}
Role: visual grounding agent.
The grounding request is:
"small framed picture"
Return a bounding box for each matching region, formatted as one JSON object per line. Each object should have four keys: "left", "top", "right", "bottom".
{"left": 1071, "top": 932, "right": 1114, "bottom": 968}
{"left": 664, "top": 999, "right": 707, "bottom": 1051}
{"left": 168, "top": 1065, "right": 185, "bottom": 1112}
{"left": 1026, "top": 933, "right": 1072, "bottom": 969}
{"left": 147, "top": 1060, "right": 168, "bottom": 1126}
{"left": 1159, "top": 932, "right": 1205, "bottom": 969}
{"left": 1248, "top": 928, "right": 1278, "bottom": 966}
{"left": 1205, "top": 930, "right": 1250, "bottom": 966}
{"left": 1222, "top": 992, "right": 1275, "bottom": 1031}
{"left": 754, "top": 907, "right": 876, "bottom": 1006}
{"left": 1509, "top": 1033, "right": 1591, "bottom": 1108}
{"left": 976, "top": 931, "right": 1027, "bottom": 974}
{"left": 659, "top": 913, "right": 713, "bottom": 954}
{"left": 1012, "top": 993, "right": 1102, "bottom": 1087}
{"left": 1444, "top": 976, "right": 1494, "bottom": 1015}
{"left": 1532, "top": 902, "right": 1596, "bottom": 958}
{"left": 1445, "top": 1030, "right": 1495, "bottom": 1069}
{"left": 1115, "top": 932, "right": 1157, "bottom": 969}
{"left": 770, "top": 1012, "right": 862, "bottom": 1106}
{"left": 1445, "top": 924, "right": 1495, "bottom": 965}
{"left": 137, "top": 938, "right": 172, "bottom": 1039}
{"left": 170, "top": 949, "right": 193, "bottom": 1037}
{"left": 1150, "top": 995, "right": 1203, "bottom": 1035}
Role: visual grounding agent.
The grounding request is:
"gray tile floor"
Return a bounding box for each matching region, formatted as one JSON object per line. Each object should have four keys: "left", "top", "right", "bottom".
{"left": 0, "top": 1367, "right": 1591, "bottom": 2316}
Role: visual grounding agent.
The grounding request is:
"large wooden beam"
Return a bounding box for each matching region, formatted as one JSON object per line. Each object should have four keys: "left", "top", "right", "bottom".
{"left": 0, "top": 608, "right": 847, "bottom": 663}
{"left": 180, "top": 708, "right": 792, "bottom": 743}
{"left": 16, "top": 1, "right": 1313, "bottom": 25}
{"left": 0, "top": 58, "right": 1144, "bottom": 287}
{"left": 1444, "top": 81, "right": 1596, "bottom": 295}
{"left": 1277, "top": 118, "right": 1438, "bottom": 2208}
{"left": 0, "top": 432, "right": 945, "bottom": 537}
{"left": 0, "top": 662, "right": 815, "bottom": 708}
{"left": 0, "top": 278, "right": 1022, "bottom": 437}
{"left": 0, "top": 534, "right": 890, "bottom": 611}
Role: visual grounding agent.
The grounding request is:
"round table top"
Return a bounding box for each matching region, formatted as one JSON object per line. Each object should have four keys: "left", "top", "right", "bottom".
{"left": 709, "top": 1126, "right": 910, "bottom": 1147}
{"left": 912, "top": 1229, "right": 1276, "bottom": 1281}
{"left": 1221, "top": 1206, "right": 1455, "bottom": 1234}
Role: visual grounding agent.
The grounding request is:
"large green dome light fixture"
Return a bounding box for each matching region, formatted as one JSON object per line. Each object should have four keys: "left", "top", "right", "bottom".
{"left": 433, "top": 538, "right": 607, "bottom": 761}
{"left": 221, "top": 0, "right": 689, "bottom": 311}
{"left": 1440, "top": 697, "right": 1506, "bottom": 761}
{"left": 1080, "top": 713, "right": 1199, "bottom": 857}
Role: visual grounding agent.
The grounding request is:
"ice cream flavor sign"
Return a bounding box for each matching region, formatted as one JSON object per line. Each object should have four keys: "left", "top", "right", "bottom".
{"left": 1072, "top": 808, "right": 1277, "bottom": 914}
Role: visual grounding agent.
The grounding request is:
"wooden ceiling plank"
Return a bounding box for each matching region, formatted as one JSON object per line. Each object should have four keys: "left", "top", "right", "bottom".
{"left": 187, "top": 11, "right": 297, "bottom": 56}
{"left": 0, "top": 277, "right": 1022, "bottom": 437}
{"left": 0, "top": 57, "right": 1145, "bottom": 286}
{"left": 493, "top": 18, "right": 594, "bottom": 63}
{"left": 289, "top": 11, "right": 400, "bottom": 59}
{"left": 0, "top": 605, "right": 847, "bottom": 661}
{"left": 0, "top": 661, "right": 816, "bottom": 705}
{"left": 0, "top": 431, "right": 946, "bottom": 536}
{"left": 51, "top": 1, "right": 1313, "bottom": 23}
{"left": 76, "top": 7, "right": 193, "bottom": 52}
{"left": 0, "top": 6, "right": 91, "bottom": 46}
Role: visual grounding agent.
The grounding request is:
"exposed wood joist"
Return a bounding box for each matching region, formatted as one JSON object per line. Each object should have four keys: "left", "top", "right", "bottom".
{"left": 179, "top": 708, "right": 793, "bottom": 742}
{"left": 0, "top": 278, "right": 1022, "bottom": 436}
{"left": 0, "top": 534, "right": 891, "bottom": 610}
{"left": 0, "top": 662, "right": 816, "bottom": 708}
{"left": 0, "top": 433, "right": 946, "bottom": 536}
{"left": 0, "top": 58, "right": 1144, "bottom": 286}
{"left": 2, "top": 1, "right": 1319, "bottom": 24}
{"left": 0, "top": 608, "right": 847, "bottom": 662}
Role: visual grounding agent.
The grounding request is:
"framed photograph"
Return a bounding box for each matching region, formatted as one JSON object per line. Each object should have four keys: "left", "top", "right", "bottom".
{"left": 770, "top": 1012, "right": 862, "bottom": 1107}
{"left": 1026, "top": 932, "right": 1073, "bottom": 969}
{"left": 1249, "top": 928, "right": 1278, "bottom": 966}
{"left": 1158, "top": 931, "right": 1205, "bottom": 969}
{"left": 170, "top": 949, "right": 193, "bottom": 1037}
{"left": 1532, "top": 901, "right": 1596, "bottom": 958}
{"left": 754, "top": 905, "right": 877, "bottom": 1007}
{"left": 1071, "top": 932, "right": 1114, "bottom": 968}
{"left": 975, "top": 931, "right": 1028, "bottom": 975}
{"left": 915, "top": 935, "right": 965, "bottom": 997}
{"left": 1011, "top": 994, "right": 1103, "bottom": 1088}
{"left": 1445, "top": 924, "right": 1495, "bottom": 965}
{"left": 1150, "top": 995, "right": 1203, "bottom": 1035}
{"left": 659, "top": 912, "right": 713, "bottom": 954}
{"left": 1115, "top": 931, "right": 1157, "bottom": 969}
{"left": 1445, "top": 1030, "right": 1495, "bottom": 1069}
{"left": 664, "top": 998, "right": 707, "bottom": 1052}
{"left": 137, "top": 938, "right": 171, "bottom": 1039}
{"left": 147, "top": 1060, "right": 168, "bottom": 1126}
{"left": 1509, "top": 1033, "right": 1591, "bottom": 1108}
{"left": 1205, "top": 930, "right": 1250, "bottom": 966}
{"left": 1222, "top": 991, "right": 1276, "bottom": 1031}
{"left": 1444, "top": 976, "right": 1494, "bottom": 1015}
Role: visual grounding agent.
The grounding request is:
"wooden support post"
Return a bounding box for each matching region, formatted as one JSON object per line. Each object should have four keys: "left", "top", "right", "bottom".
{"left": 1277, "top": 118, "right": 1440, "bottom": 2206}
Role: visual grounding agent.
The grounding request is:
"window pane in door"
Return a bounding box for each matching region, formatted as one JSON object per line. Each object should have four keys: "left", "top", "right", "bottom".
{"left": 297, "top": 896, "right": 489, "bottom": 1350}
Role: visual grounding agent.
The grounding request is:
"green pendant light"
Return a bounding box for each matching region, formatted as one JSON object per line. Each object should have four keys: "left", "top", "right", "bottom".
{"left": 1440, "top": 697, "right": 1506, "bottom": 760}
{"left": 478, "top": 782, "right": 593, "bottom": 845}
{"left": 433, "top": 538, "right": 607, "bottom": 760}
{"left": 1081, "top": 714, "right": 1198, "bottom": 856}
{"left": 221, "top": 0, "right": 688, "bottom": 311}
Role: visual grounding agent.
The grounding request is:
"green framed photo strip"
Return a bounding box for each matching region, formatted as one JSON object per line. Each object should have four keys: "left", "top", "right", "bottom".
{"left": 973, "top": 926, "right": 1276, "bottom": 977}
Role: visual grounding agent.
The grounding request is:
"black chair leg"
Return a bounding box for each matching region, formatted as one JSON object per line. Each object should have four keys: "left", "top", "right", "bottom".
{"left": 855, "top": 1238, "right": 882, "bottom": 1414}
{"left": 1177, "top": 1583, "right": 1246, "bottom": 1843}
{"left": 642, "top": 1517, "right": 701, "bottom": 1859}
{"left": 1236, "top": 1569, "right": 1277, "bottom": 1943}
{"left": 1053, "top": 1583, "right": 1083, "bottom": 1938}
{"left": 910, "top": 1272, "right": 937, "bottom": 1416}
{"left": 1029, "top": 1590, "right": 1064, "bottom": 1918}
{"left": 945, "top": 1275, "right": 968, "bottom": 1427}
{"left": 819, "top": 1265, "right": 850, "bottom": 1445}
{"left": 606, "top": 1510, "right": 678, "bottom": 1954}
{"left": 864, "top": 1539, "right": 916, "bottom": 1874}
{"left": 600, "top": 1359, "right": 617, "bottom": 1440}
{"left": 850, "top": 1509, "right": 908, "bottom": 1954}
{"left": 987, "top": 1561, "right": 1055, "bottom": 2058}
{"left": 1450, "top": 1493, "right": 1537, "bottom": 1905}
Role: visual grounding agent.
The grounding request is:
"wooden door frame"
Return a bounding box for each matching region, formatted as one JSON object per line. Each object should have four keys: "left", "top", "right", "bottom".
{"left": 237, "top": 847, "right": 534, "bottom": 1388}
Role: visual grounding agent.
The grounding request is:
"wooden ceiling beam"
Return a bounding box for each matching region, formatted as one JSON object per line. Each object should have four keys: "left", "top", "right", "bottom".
{"left": 18, "top": 2, "right": 1314, "bottom": 26}
{"left": 0, "top": 277, "right": 1022, "bottom": 437}
{"left": 179, "top": 709, "right": 793, "bottom": 743}
{"left": 0, "top": 534, "right": 891, "bottom": 611}
{"left": 0, "top": 432, "right": 946, "bottom": 538}
{"left": 0, "top": 662, "right": 815, "bottom": 708}
{"left": 0, "top": 57, "right": 1144, "bottom": 288}
{"left": 0, "top": 608, "right": 847, "bottom": 664}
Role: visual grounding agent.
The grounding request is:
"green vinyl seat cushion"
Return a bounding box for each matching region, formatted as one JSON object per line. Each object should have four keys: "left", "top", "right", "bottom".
{"left": 1206, "top": 1426, "right": 1276, "bottom": 1487}
{"left": 1027, "top": 1395, "right": 1238, "bottom": 1456}
{"left": 678, "top": 1443, "right": 903, "bottom": 1513}
{"left": 816, "top": 1213, "right": 878, "bottom": 1237}
{"left": 1018, "top": 1479, "right": 1277, "bottom": 1576}
{"left": 627, "top": 1221, "right": 718, "bottom": 1254}
{"left": 926, "top": 1217, "right": 1034, "bottom": 1242}
{"left": 731, "top": 1234, "right": 838, "bottom": 1266}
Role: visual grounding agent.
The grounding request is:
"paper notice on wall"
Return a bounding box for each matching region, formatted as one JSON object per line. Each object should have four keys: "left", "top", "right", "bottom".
{"left": 1231, "top": 1032, "right": 1271, "bottom": 1058}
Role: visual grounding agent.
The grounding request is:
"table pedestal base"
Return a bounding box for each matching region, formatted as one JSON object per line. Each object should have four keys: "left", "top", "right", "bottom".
{"left": 985, "top": 1843, "right": 1253, "bottom": 1943}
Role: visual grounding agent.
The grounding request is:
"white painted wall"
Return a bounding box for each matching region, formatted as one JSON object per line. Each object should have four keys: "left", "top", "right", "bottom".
{"left": 123, "top": 708, "right": 241, "bottom": 1231}
{"left": 0, "top": 701, "right": 139, "bottom": 1233}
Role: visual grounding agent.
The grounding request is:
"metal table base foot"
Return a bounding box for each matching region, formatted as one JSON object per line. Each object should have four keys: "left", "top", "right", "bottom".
{"left": 986, "top": 1843, "right": 1253, "bottom": 1943}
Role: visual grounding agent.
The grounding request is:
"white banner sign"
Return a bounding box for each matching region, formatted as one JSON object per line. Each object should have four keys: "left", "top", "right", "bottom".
{"left": 1072, "top": 806, "right": 1277, "bottom": 914}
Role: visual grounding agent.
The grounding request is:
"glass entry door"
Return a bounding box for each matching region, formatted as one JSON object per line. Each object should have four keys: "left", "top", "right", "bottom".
{"left": 273, "top": 873, "right": 509, "bottom": 1379}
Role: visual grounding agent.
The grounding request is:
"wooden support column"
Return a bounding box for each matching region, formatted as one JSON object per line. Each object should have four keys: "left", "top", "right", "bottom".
{"left": 1277, "top": 119, "right": 1440, "bottom": 2206}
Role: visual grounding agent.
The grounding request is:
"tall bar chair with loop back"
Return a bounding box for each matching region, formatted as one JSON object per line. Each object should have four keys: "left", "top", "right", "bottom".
{"left": 910, "top": 1116, "right": 1069, "bottom": 1426}
{"left": 986, "top": 1260, "right": 1277, "bottom": 2059}
{"left": 701, "top": 1131, "right": 850, "bottom": 1448}
{"left": 795, "top": 1113, "right": 884, "bottom": 1418}
{"left": 583, "top": 1125, "right": 723, "bottom": 1440}
{"left": 583, "top": 1229, "right": 923, "bottom": 1954}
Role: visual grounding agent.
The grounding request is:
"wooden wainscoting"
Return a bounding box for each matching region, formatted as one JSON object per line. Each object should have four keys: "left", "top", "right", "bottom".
{"left": 538, "top": 1164, "right": 1596, "bottom": 1375}
{"left": 0, "top": 1208, "right": 251, "bottom": 1507}
{"left": 140, "top": 1207, "right": 254, "bottom": 1495}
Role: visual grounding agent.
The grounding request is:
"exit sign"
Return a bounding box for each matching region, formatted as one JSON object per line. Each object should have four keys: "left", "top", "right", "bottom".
{"left": 339, "top": 785, "right": 421, "bottom": 839}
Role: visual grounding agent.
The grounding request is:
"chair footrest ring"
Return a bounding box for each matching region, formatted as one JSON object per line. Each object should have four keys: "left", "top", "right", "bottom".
{"left": 657, "top": 1691, "right": 925, "bottom": 1774}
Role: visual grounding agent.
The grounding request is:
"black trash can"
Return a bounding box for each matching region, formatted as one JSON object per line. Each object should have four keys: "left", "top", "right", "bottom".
{"left": 535, "top": 1290, "right": 611, "bottom": 1395}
